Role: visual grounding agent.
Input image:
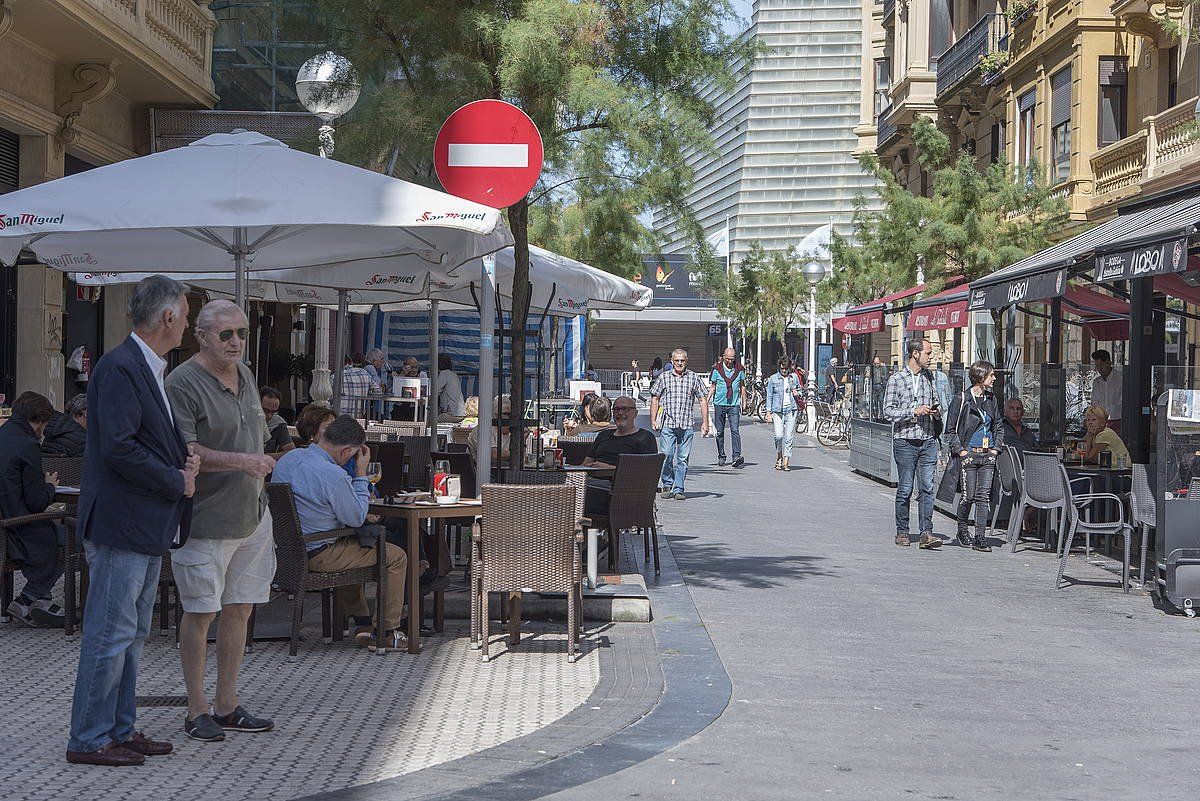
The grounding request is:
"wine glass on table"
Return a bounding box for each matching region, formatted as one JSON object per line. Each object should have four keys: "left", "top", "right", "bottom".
{"left": 367, "top": 461, "right": 383, "bottom": 486}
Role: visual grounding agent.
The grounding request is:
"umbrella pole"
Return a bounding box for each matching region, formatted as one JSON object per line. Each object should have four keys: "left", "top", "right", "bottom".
{"left": 332, "top": 290, "right": 348, "bottom": 414}
{"left": 428, "top": 300, "right": 439, "bottom": 452}
{"left": 477, "top": 255, "right": 497, "bottom": 488}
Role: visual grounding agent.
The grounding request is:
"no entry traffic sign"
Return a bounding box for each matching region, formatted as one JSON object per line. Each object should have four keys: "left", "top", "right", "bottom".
{"left": 434, "top": 100, "right": 544, "bottom": 209}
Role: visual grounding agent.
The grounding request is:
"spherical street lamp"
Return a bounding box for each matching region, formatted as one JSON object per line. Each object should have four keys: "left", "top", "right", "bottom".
{"left": 296, "top": 51, "right": 361, "bottom": 406}
{"left": 296, "top": 51, "right": 361, "bottom": 158}
{"left": 803, "top": 259, "right": 828, "bottom": 287}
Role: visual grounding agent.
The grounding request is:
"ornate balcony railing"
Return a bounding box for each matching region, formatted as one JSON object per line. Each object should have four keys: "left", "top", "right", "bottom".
{"left": 936, "top": 14, "right": 1009, "bottom": 99}
{"left": 877, "top": 107, "right": 899, "bottom": 149}
{"left": 1089, "top": 96, "right": 1200, "bottom": 199}
{"left": 92, "top": 0, "right": 215, "bottom": 83}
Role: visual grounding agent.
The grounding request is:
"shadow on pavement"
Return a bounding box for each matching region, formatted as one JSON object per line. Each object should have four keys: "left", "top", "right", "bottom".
{"left": 665, "top": 536, "right": 832, "bottom": 590}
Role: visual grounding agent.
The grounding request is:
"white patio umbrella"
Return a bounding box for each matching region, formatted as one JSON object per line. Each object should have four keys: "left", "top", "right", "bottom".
{"left": 0, "top": 129, "right": 513, "bottom": 401}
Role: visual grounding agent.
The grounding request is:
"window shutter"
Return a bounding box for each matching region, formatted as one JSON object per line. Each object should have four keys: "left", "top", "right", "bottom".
{"left": 1051, "top": 68, "right": 1072, "bottom": 127}
{"left": 1018, "top": 88, "right": 1036, "bottom": 113}
{"left": 1099, "top": 57, "right": 1128, "bottom": 86}
{"left": 0, "top": 128, "right": 17, "bottom": 193}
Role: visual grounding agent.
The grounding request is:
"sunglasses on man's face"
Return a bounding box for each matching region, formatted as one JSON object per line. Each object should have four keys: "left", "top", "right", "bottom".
{"left": 212, "top": 328, "right": 249, "bottom": 342}
{"left": 672, "top": 359, "right": 687, "bottom": 364}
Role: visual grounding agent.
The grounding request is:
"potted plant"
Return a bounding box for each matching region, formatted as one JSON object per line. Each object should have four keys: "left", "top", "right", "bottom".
{"left": 978, "top": 50, "right": 1010, "bottom": 77}
{"left": 1007, "top": 0, "right": 1036, "bottom": 26}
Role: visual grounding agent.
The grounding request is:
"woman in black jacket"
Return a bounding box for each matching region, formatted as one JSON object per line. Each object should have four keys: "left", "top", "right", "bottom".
{"left": 0, "top": 391, "right": 64, "bottom": 625}
{"left": 939, "top": 360, "right": 1003, "bottom": 552}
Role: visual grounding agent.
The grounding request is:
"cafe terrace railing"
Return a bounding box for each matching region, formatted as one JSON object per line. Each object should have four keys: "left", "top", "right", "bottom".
{"left": 1090, "top": 96, "right": 1200, "bottom": 200}
{"left": 936, "top": 13, "right": 1009, "bottom": 99}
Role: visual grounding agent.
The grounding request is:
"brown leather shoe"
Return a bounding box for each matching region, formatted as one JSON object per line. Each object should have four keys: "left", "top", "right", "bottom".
{"left": 895, "top": 534, "right": 911, "bottom": 547}
{"left": 66, "top": 741, "right": 146, "bottom": 766}
{"left": 120, "top": 731, "right": 173, "bottom": 756}
{"left": 918, "top": 532, "right": 943, "bottom": 549}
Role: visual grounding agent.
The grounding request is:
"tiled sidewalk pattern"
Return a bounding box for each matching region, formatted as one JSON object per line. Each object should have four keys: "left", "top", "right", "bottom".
{"left": 0, "top": 622, "right": 598, "bottom": 801}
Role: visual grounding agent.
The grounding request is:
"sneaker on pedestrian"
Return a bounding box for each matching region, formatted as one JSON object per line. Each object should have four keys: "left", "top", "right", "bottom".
{"left": 30, "top": 598, "right": 65, "bottom": 628}
{"left": 972, "top": 536, "right": 992, "bottom": 553}
{"left": 732, "top": 456, "right": 745, "bottom": 468}
{"left": 212, "top": 705, "right": 273, "bottom": 733}
{"left": 184, "top": 713, "right": 225, "bottom": 742}
{"left": 717, "top": 457, "right": 726, "bottom": 466}
{"left": 917, "top": 532, "right": 942, "bottom": 549}
{"left": 5, "top": 597, "right": 34, "bottom": 626}
{"left": 671, "top": 491, "right": 685, "bottom": 500}
{"left": 894, "top": 533, "right": 911, "bottom": 547}
{"left": 658, "top": 486, "right": 672, "bottom": 495}
{"left": 955, "top": 528, "right": 972, "bottom": 548}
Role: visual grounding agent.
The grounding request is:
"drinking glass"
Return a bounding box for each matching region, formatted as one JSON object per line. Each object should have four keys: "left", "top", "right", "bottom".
{"left": 367, "top": 462, "right": 383, "bottom": 485}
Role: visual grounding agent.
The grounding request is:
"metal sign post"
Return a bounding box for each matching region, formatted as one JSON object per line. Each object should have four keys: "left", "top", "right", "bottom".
{"left": 476, "top": 253, "right": 498, "bottom": 487}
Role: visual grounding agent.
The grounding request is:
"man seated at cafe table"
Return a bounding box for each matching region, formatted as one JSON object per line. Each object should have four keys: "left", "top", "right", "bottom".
{"left": 1001, "top": 399, "right": 1037, "bottom": 455}
{"left": 271, "top": 415, "right": 409, "bottom": 651}
{"left": 41, "top": 393, "right": 88, "bottom": 457}
{"left": 581, "top": 396, "right": 658, "bottom": 518}
{"left": 1078, "top": 405, "right": 1130, "bottom": 465}
{"left": 259, "top": 386, "right": 295, "bottom": 460}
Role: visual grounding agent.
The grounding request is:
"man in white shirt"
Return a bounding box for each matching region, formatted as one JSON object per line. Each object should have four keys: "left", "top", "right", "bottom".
{"left": 1089, "top": 349, "right": 1122, "bottom": 434}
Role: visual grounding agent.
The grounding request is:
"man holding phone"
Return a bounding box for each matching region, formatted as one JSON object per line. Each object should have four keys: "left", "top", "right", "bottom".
{"left": 883, "top": 338, "right": 943, "bottom": 549}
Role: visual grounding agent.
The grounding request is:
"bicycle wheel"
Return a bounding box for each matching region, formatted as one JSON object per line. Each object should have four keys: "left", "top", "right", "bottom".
{"left": 756, "top": 398, "right": 769, "bottom": 423}
{"left": 816, "top": 418, "right": 838, "bottom": 447}
{"left": 794, "top": 410, "right": 808, "bottom": 434}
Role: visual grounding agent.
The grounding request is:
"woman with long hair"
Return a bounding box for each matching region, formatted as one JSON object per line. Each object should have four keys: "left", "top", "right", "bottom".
{"left": 939, "top": 360, "right": 1003, "bottom": 551}
{"left": 765, "top": 356, "right": 801, "bottom": 471}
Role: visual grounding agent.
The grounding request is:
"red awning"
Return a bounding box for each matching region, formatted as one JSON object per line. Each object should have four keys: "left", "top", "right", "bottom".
{"left": 833, "top": 284, "right": 923, "bottom": 334}
{"left": 907, "top": 286, "right": 969, "bottom": 331}
{"left": 1155, "top": 267, "right": 1200, "bottom": 307}
{"left": 1063, "top": 285, "right": 1129, "bottom": 341}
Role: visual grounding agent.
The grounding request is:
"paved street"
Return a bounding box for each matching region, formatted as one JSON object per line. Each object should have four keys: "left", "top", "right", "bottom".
{"left": 547, "top": 418, "right": 1200, "bottom": 801}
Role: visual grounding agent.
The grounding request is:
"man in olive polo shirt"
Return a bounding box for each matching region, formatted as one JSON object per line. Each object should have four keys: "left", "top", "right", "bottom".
{"left": 165, "top": 300, "right": 279, "bottom": 743}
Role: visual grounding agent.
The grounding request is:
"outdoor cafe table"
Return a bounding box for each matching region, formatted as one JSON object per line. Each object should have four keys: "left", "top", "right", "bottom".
{"left": 368, "top": 496, "right": 482, "bottom": 654}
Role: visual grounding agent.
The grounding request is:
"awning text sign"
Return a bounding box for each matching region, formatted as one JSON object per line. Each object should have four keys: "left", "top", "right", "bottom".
{"left": 908, "top": 300, "right": 968, "bottom": 330}
{"left": 832, "top": 308, "right": 884, "bottom": 334}
{"left": 968, "top": 267, "right": 1067, "bottom": 311}
{"left": 1094, "top": 236, "right": 1189, "bottom": 282}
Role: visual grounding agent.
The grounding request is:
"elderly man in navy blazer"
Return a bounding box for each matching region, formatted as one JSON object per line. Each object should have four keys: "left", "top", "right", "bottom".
{"left": 66, "top": 275, "right": 200, "bottom": 767}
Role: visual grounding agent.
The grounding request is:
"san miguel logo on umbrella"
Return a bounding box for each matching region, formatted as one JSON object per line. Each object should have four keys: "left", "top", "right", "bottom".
{"left": 0, "top": 212, "right": 65, "bottom": 230}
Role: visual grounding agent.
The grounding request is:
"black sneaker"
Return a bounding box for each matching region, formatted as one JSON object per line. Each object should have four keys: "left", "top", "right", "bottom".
{"left": 30, "top": 599, "right": 65, "bottom": 628}
{"left": 212, "top": 705, "right": 273, "bottom": 733}
{"left": 184, "top": 713, "right": 225, "bottom": 742}
{"left": 5, "top": 598, "right": 34, "bottom": 627}
{"left": 732, "top": 457, "right": 745, "bottom": 468}
{"left": 717, "top": 457, "right": 726, "bottom": 466}
{"left": 972, "top": 536, "right": 993, "bottom": 553}
{"left": 955, "top": 530, "right": 972, "bottom": 548}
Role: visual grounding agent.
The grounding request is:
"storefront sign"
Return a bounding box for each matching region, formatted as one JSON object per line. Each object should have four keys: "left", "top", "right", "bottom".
{"left": 636, "top": 254, "right": 715, "bottom": 308}
{"left": 832, "top": 308, "right": 884, "bottom": 333}
{"left": 967, "top": 267, "right": 1067, "bottom": 310}
{"left": 908, "top": 300, "right": 968, "bottom": 330}
{"left": 1093, "top": 236, "right": 1189, "bottom": 282}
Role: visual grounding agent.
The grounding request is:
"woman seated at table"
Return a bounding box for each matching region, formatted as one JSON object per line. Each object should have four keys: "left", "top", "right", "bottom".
{"left": 1079, "top": 404, "right": 1130, "bottom": 465}
{"left": 467, "top": 395, "right": 513, "bottom": 464}
{"left": 564, "top": 395, "right": 614, "bottom": 436}
{"left": 581, "top": 396, "right": 657, "bottom": 517}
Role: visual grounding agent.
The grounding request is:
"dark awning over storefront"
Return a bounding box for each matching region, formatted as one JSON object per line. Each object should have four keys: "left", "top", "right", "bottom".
{"left": 967, "top": 191, "right": 1200, "bottom": 310}
{"left": 832, "top": 284, "right": 923, "bottom": 334}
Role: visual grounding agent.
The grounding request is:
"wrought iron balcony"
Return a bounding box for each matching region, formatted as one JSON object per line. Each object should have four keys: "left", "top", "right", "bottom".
{"left": 877, "top": 107, "right": 900, "bottom": 150}
{"left": 935, "top": 14, "right": 1009, "bottom": 99}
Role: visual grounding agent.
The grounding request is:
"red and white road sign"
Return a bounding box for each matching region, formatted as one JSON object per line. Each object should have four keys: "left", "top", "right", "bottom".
{"left": 434, "top": 100, "right": 544, "bottom": 209}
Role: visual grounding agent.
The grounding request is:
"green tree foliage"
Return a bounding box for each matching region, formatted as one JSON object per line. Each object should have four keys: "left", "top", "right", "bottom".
{"left": 695, "top": 242, "right": 809, "bottom": 344}
{"left": 824, "top": 116, "right": 1067, "bottom": 364}
{"left": 317, "top": 0, "right": 752, "bottom": 453}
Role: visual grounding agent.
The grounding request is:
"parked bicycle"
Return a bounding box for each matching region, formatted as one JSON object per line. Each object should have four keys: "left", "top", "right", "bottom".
{"left": 742, "top": 376, "right": 769, "bottom": 423}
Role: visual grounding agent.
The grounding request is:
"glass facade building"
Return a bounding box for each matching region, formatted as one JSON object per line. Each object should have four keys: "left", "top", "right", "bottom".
{"left": 654, "top": 0, "right": 878, "bottom": 261}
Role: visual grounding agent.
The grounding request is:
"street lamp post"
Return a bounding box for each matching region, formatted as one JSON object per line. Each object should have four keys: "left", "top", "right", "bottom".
{"left": 802, "top": 259, "right": 828, "bottom": 432}
{"left": 296, "top": 52, "right": 361, "bottom": 407}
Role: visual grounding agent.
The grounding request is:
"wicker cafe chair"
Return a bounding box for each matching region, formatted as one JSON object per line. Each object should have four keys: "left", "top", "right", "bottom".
{"left": 559, "top": 440, "right": 594, "bottom": 467}
{"left": 0, "top": 510, "right": 76, "bottom": 633}
{"left": 589, "top": 453, "right": 666, "bottom": 574}
{"left": 1127, "top": 464, "right": 1157, "bottom": 587}
{"left": 472, "top": 483, "right": 583, "bottom": 663}
{"left": 368, "top": 441, "right": 407, "bottom": 497}
{"left": 42, "top": 457, "right": 84, "bottom": 488}
{"left": 1055, "top": 464, "right": 1133, "bottom": 592}
{"left": 398, "top": 436, "right": 432, "bottom": 490}
{"left": 265, "top": 483, "right": 388, "bottom": 658}
{"left": 1007, "top": 452, "right": 1072, "bottom": 554}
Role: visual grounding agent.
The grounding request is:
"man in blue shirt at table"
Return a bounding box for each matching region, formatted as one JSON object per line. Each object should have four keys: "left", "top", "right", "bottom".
{"left": 271, "top": 415, "right": 408, "bottom": 651}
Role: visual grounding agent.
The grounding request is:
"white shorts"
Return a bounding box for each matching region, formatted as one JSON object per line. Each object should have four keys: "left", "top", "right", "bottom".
{"left": 170, "top": 509, "right": 276, "bottom": 614}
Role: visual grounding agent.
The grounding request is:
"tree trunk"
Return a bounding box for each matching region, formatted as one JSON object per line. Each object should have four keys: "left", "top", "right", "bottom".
{"left": 508, "top": 196, "right": 532, "bottom": 466}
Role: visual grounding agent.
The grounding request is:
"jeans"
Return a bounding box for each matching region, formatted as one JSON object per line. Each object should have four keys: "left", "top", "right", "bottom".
{"left": 713, "top": 405, "right": 741, "bottom": 460}
{"left": 957, "top": 451, "right": 997, "bottom": 540}
{"left": 659, "top": 426, "right": 695, "bottom": 492}
{"left": 771, "top": 410, "right": 797, "bottom": 456}
{"left": 893, "top": 437, "right": 938, "bottom": 537}
{"left": 67, "top": 541, "right": 161, "bottom": 753}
